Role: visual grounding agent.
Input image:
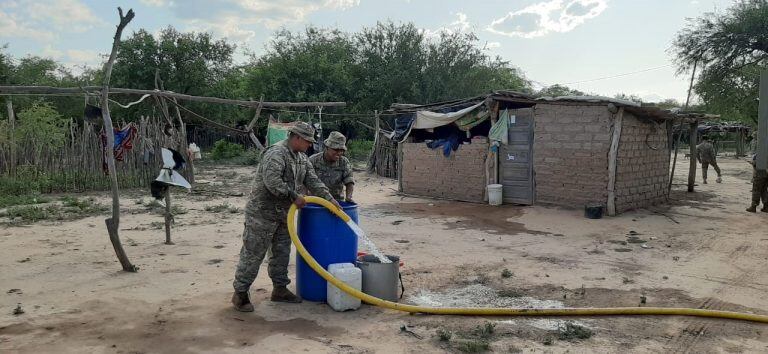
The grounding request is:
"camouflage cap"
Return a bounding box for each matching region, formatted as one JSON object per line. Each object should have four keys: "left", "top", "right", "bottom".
{"left": 289, "top": 121, "right": 316, "bottom": 143}
{"left": 324, "top": 131, "right": 347, "bottom": 151}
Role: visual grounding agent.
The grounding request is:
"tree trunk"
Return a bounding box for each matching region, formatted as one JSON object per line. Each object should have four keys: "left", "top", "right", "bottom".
{"left": 102, "top": 7, "right": 137, "bottom": 272}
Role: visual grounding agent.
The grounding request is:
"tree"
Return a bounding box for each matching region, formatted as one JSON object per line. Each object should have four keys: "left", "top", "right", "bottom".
{"left": 536, "top": 84, "right": 584, "bottom": 97}
{"left": 110, "top": 27, "right": 238, "bottom": 121}
{"left": 672, "top": 0, "right": 768, "bottom": 124}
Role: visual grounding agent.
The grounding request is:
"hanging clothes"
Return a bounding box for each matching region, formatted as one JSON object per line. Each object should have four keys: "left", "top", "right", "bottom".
{"left": 426, "top": 131, "right": 461, "bottom": 157}
{"left": 151, "top": 148, "right": 191, "bottom": 200}
{"left": 100, "top": 123, "right": 138, "bottom": 174}
{"left": 488, "top": 109, "right": 510, "bottom": 145}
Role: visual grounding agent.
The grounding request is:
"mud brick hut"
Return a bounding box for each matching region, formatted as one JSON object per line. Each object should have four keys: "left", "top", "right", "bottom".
{"left": 380, "top": 91, "right": 713, "bottom": 215}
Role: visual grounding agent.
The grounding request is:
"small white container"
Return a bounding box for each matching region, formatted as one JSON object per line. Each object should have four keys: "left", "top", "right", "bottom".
{"left": 327, "top": 263, "right": 362, "bottom": 311}
{"left": 487, "top": 184, "right": 503, "bottom": 206}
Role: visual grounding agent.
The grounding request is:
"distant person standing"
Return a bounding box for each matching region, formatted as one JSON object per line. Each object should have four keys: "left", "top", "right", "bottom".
{"left": 697, "top": 136, "right": 722, "bottom": 184}
{"left": 747, "top": 154, "right": 768, "bottom": 213}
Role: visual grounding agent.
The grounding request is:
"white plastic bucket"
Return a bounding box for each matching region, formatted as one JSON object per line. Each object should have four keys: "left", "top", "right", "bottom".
{"left": 487, "top": 184, "right": 503, "bottom": 206}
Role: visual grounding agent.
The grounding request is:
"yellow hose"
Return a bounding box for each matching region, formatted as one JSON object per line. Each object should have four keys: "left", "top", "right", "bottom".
{"left": 288, "top": 196, "right": 768, "bottom": 323}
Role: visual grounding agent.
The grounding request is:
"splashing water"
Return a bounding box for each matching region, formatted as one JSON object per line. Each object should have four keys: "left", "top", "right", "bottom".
{"left": 347, "top": 220, "right": 391, "bottom": 264}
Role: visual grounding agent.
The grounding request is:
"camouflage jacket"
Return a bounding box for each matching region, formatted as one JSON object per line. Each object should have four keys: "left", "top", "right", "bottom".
{"left": 309, "top": 153, "right": 355, "bottom": 200}
{"left": 247, "top": 140, "right": 332, "bottom": 221}
{"left": 696, "top": 142, "right": 716, "bottom": 163}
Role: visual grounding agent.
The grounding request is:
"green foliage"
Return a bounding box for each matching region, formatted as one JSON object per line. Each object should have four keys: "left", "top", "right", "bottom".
{"left": 474, "top": 322, "right": 496, "bottom": 339}
{"left": 346, "top": 140, "right": 374, "bottom": 161}
{"left": 3, "top": 197, "right": 106, "bottom": 224}
{"left": 454, "top": 339, "right": 490, "bottom": 353}
{"left": 0, "top": 194, "right": 49, "bottom": 208}
{"left": 536, "top": 84, "right": 584, "bottom": 97}
{"left": 672, "top": 0, "right": 768, "bottom": 124}
{"left": 210, "top": 140, "right": 245, "bottom": 160}
{"left": 557, "top": 322, "right": 593, "bottom": 341}
{"left": 204, "top": 202, "right": 240, "bottom": 214}
{"left": 436, "top": 328, "right": 452, "bottom": 342}
{"left": 14, "top": 103, "right": 66, "bottom": 147}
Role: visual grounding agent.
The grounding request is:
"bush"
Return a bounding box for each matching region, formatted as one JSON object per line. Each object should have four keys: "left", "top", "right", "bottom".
{"left": 210, "top": 140, "right": 245, "bottom": 160}
{"left": 346, "top": 140, "right": 374, "bottom": 161}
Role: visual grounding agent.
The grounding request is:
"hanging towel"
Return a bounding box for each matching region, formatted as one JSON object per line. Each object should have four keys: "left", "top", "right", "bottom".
{"left": 488, "top": 109, "right": 509, "bottom": 145}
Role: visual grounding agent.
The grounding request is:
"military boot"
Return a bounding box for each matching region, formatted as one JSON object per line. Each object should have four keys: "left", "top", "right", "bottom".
{"left": 270, "top": 286, "right": 302, "bottom": 303}
{"left": 232, "top": 291, "right": 254, "bottom": 312}
{"left": 762, "top": 206, "right": 768, "bottom": 213}
{"left": 747, "top": 205, "right": 758, "bottom": 213}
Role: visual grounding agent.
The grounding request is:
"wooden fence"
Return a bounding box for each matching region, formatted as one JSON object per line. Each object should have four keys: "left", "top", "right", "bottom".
{"left": 0, "top": 116, "right": 184, "bottom": 193}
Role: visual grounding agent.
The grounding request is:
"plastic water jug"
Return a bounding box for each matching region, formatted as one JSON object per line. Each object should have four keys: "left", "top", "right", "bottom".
{"left": 327, "top": 263, "right": 362, "bottom": 311}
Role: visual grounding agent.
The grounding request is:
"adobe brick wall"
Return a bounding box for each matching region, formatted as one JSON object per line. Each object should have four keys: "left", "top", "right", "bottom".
{"left": 532, "top": 104, "right": 612, "bottom": 208}
{"left": 615, "top": 113, "right": 670, "bottom": 212}
{"left": 401, "top": 141, "right": 488, "bottom": 202}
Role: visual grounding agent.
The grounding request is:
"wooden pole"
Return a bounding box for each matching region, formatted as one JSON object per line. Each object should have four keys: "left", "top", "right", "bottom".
{"left": 170, "top": 97, "right": 194, "bottom": 184}
{"left": 246, "top": 96, "right": 265, "bottom": 151}
{"left": 102, "top": 7, "right": 137, "bottom": 272}
{"left": 6, "top": 99, "right": 15, "bottom": 175}
{"left": 669, "top": 59, "right": 699, "bottom": 195}
{"left": 164, "top": 188, "right": 173, "bottom": 245}
{"left": 607, "top": 107, "right": 624, "bottom": 216}
{"left": 0, "top": 86, "right": 346, "bottom": 108}
{"left": 688, "top": 120, "right": 699, "bottom": 192}
{"left": 757, "top": 71, "right": 768, "bottom": 171}
{"left": 367, "top": 111, "right": 380, "bottom": 174}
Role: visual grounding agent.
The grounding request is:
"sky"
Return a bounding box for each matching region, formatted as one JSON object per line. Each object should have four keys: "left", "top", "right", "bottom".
{"left": 0, "top": 0, "right": 736, "bottom": 102}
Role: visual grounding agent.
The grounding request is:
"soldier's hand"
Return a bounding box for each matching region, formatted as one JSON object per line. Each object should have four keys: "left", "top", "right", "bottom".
{"left": 345, "top": 196, "right": 355, "bottom": 204}
{"left": 293, "top": 195, "right": 307, "bottom": 208}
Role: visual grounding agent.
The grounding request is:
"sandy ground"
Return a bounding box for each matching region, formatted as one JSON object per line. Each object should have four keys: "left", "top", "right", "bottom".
{"left": 1, "top": 156, "right": 768, "bottom": 353}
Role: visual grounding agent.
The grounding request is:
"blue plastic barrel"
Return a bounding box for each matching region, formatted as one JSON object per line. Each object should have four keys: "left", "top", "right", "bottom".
{"left": 296, "top": 201, "right": 358, "bottom": 302}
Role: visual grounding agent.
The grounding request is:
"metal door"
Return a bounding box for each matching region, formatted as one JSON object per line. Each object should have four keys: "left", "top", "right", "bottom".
{"left": 500, "top": 108, "right": 534, "bottom": 205}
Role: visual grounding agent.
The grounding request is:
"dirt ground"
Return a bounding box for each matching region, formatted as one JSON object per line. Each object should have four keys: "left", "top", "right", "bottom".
{"left": 2, "top": 156, "right": 768, "bottom": 353}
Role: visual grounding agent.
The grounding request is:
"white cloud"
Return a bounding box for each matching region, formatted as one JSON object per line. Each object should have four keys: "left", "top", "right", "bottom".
{"left": 41, "top": 45, "right": 64, "bottom": 59}
{"left": 486, "top": 41, "right": 501, "bottom": 49}
{"left": 186, "top": 17, "right": 257, "bottom": 43}
{"left": 487, "top": 0, "right": 608, "bottom": 38}
{"left": 0, "top": 10, "right": 55, "bottom": 42}
{"left": 26, "top": 0, "right": 107, "bottom": 33}
{"left": 421, "top": 12, "right": 474, "bottom": 39}
{"left": 140, "top": 0, "right": 172, "bottom": 6}
{"left": 171, "top": 0, "right": 362, "bottom": 35}
{"left": 66, "top": 49, "right": 101, "bottom": 66}
{"left": 0, "top": 0, "right": 104, "bottom": 44}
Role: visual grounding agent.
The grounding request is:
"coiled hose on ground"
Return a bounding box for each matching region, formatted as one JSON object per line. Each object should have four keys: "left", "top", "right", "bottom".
{"left": 288, "top": 196, "right": 768, "bottom": 323}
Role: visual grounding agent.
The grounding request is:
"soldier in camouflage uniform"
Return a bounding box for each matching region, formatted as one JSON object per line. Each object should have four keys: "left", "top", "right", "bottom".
{"left": 697, "top": 136, "right": 722, "bottom": 184}
{"left": 747, "top": 154, "right": 768, "bottom": 213}
{"left": 309, "top": 131, "right": 355, "bottom": 203}
{"left": 232, "top": 122, "right": 340, "bottom": 312}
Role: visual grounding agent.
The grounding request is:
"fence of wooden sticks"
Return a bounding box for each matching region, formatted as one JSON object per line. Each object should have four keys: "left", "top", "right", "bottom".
{"left": 0, "top": 115, "right": 184, "bottom": 193}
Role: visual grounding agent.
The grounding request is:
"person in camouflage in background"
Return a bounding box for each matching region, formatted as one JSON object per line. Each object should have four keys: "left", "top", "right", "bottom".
{"left": 232, "top": 122, "right": 340, "bottom": 312}
{"left": 309, "top": 131, "right": 356, "bottom": 203}
{"left": 697, "top": 135, "right": 722, "bottom": 184}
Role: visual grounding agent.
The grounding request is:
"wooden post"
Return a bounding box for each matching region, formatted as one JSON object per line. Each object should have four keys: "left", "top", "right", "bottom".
{"left": 367, "top": 111, "right": 380, "bottom": 174}
{"left": 688, "top": 120, "right": 699, "bottom": 192}
{"left": 607, "top": 107, "right": 624, "bottom": 216}
{"left": 397, "top": 141, "right": 404, "bottom": 193}
{"left": 170, "top": 97, "right": 194, "bottom": 184}
{"left": 246, "top": 96, "right": 265, "bottom": 151}
{"left": 756, "top": 71, "right": 768, "bottom": 171}
{"left": 6, "top": 99, "right": 15, "bottom": 175}
{"left": 668, "top": 119, "right": 685, "bottom": 194}
{"left": 164, "top": 188, "right": 173, "bottom": 245}
{"left": 102, "top": 7, "right": 137, "bottom": 272}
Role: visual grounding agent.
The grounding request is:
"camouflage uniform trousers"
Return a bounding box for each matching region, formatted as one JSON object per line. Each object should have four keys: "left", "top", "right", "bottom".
{"left": 232, "top": 209, "right": 292, "bottom": 293}
{"left": 752, "top": 169, "right": 768, "bottom": 207}
{"left": 701, "top": 160, "right": 721, "bottom": 181}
